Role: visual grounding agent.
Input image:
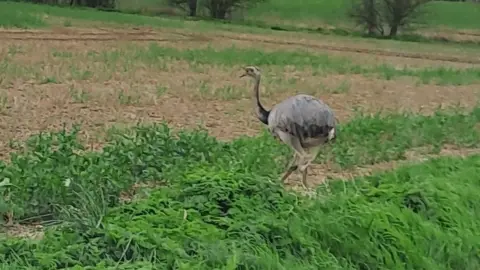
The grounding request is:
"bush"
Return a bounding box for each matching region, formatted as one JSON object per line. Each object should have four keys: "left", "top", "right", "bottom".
{"left": 348, "top": 0, "right": 431, "bottom": 37}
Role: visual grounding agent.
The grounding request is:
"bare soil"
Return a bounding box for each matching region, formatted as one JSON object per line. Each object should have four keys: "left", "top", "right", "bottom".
{"left": 0, "top": 26, "right": 478, "bottom": 159}
{"left": 294, "top": 145, "right": 480, "bottom": 188}
{"left": 1, "top": 27, "right": 479, "bottom": 67}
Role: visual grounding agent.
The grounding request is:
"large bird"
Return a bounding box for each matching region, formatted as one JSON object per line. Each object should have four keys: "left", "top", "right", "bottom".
{"left": 240, "top": 66, "right": 337, "bottom": 189}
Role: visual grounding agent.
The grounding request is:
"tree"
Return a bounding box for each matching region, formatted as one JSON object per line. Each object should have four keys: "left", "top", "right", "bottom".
{"left": 348, "top": 0, "right": 431, "bottom": 37}
{"left": 348, "top": 0, "right": 384, "bottom": 36}
{"left": 166, "top": 0, "right": 197, "bottom": 16}
{"left": 168, "top": 0, "right": 266, "bottom": 19}
{"left": 187, "top": 0, "right": 197, "bottom": 16}
{"left": 381, "top": 0, "right": 430, "bottom": 37}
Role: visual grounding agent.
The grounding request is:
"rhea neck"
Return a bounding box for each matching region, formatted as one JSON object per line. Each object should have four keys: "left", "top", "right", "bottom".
{"left": 252, "top": 74, "right": 270, "bottom": 125}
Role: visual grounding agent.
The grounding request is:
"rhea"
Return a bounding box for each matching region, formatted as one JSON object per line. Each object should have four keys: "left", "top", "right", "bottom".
{"left": 240, "top": 66, "right": 337, "bottom": 189}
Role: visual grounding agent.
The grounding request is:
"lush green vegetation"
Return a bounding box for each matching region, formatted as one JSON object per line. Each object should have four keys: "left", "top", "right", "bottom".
{"left": 1, "top": 106, "right": 480, "bottom": 268}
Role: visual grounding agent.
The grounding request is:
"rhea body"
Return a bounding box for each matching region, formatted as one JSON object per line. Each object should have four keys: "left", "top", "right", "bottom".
{"left": 240, "top": 66, "right": 336, "bottom": 189}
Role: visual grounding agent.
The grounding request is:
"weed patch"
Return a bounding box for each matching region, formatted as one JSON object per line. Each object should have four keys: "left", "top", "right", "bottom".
{"left": 1, "top": 151, "right": 480, "bottom": 268}
{"left": 1, "top": 106, "right": 480, "bottom": 224}
{"left": 68, "top": 44, "right": 480, "bottom": 85}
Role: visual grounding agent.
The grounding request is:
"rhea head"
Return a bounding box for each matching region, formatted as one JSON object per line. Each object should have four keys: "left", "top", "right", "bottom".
{"left": 240, "top": 66, "right": 261, "bottom": 79}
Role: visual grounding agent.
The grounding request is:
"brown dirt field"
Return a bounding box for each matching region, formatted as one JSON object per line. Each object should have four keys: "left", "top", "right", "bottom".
{"left": 1, "top": 27, "right": 479, "bottom": 67}
{"left": 0, "top": 26, "right": 479, "bottom": 161}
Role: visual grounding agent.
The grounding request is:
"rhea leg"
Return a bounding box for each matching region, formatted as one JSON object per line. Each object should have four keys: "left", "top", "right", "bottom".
{"left": 281, "top": 153, "right": 299, "bottom": 184}
{"left": 298, "top": 146, "right": 322, "bottom": 189}
{"left": 300, "top": 167, "right": 308, "bottom": 189}
{"left": 276, "top": 131, "right": 307, "bottom": 184}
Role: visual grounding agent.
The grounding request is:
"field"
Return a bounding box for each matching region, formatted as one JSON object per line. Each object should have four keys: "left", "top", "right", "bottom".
{"left": 1, "top": 1, "right": 480, "bottom": 269}
{"left": 116, "top": 0, "right": 480, "bottom": 42}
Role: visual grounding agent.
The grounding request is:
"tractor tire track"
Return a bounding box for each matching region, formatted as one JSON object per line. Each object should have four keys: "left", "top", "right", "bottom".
{"left": 211, "top": 32, "right": 480, "bottom": 65}
{"left": 0, "top": 28, "right": 478, "bottom": 65}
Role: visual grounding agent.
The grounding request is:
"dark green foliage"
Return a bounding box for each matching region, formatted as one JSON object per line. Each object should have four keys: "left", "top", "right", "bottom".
{"left": 1, "top": 107, "right": 480, "bottom": 268}
{"left": 2, "top": 106, "right": 480, "bottom": 223}
{"left": 2, "top": 144, "right": 480, "bottom": 268}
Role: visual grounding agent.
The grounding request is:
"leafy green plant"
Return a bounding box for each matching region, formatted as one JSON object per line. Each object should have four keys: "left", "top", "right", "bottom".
{"left": 1, "top": 106, "right": 480, "bottom": 269}
{"left": 2, "top": 153, "right": 480, "bottom": 268}
{"left": 2, "top": 106, "right": 480, "bottom": 224}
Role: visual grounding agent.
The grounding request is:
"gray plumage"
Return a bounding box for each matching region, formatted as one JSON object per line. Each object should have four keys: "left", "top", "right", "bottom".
{"left": 240, "top": 66, "right": 337, "bottom": 189}
{"left": 268, "top": 94, "right": 336, "bottom": 148}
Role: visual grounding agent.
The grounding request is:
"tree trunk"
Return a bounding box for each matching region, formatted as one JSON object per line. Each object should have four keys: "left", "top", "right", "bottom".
{"left": 367, "top": 24, "right": 376, "bottom": 36}
{"left": 209, "top": 1, "right": 228, "bottom": 19}
{"left": 188, "top": 0, "right": 197, "bottom": 16}
{"left": 215, "top": 8, "right": 227, "bottom": 19}
{"left": 389, "top": 24, "right": 398, "bottom": 37}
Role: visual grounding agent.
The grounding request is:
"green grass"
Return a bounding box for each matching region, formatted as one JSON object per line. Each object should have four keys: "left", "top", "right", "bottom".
{"left": 114, "top": 0, "right": 480, "bottom": 31}
{"left": 46, "top": 44, "right": 480, "bottom": 86}
{"left": 0, "top": 1, "right": 268, "bottom": 34}
{"left": 1, "top": 105, "right": 480, "bottom": 222}
{"left": 4, "top": 43, "right": 479, "bottom": 87}
{"left": 245, "top": 0, "right": 351, "bottom": 26}
{"left": 246, "top": 0, "right": 480, "bottom": 30}
{"left": 1, "top": 0, "right": 479, "bottom": 39}
{"left": 1, "top": 106, "right": 480, "bottom": 268}
{"left": 0, "top": 5, "right": 46, "bottom": 28}
{"left": 422, "top": 1, "right": 480, "bottom": 29}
